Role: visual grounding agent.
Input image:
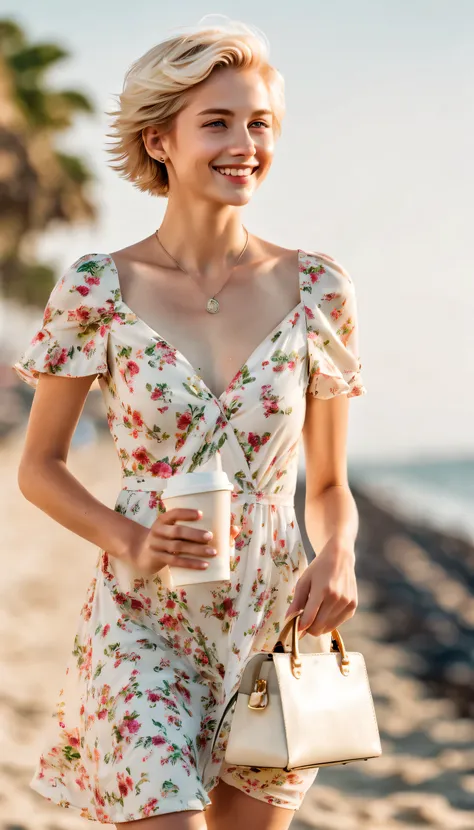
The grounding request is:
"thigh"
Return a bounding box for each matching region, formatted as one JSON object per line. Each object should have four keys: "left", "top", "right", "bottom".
{"left": 117, "top": 811, "right": 206, "bottom": 830}
{"left": 206, "top": 775, "right": 305, "bottom": 830}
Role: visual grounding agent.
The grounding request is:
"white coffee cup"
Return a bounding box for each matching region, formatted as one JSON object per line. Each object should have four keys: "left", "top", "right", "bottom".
{"left": 161, "top": 453, "right": 234, "bottom": 587}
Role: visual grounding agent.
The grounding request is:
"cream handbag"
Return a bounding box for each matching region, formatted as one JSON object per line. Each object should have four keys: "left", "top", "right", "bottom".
{"left": 212, "top": 611, "right": 382, "bottom": 771}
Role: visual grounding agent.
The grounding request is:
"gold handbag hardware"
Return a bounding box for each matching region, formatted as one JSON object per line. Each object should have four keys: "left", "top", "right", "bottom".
{"left": 248, "top": 611, "right": 350, "bottom": 710}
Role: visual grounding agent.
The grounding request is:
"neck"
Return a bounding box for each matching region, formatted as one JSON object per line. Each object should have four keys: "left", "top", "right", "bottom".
{"left": 155, "top": 197, "right": 250, "bottom": 278}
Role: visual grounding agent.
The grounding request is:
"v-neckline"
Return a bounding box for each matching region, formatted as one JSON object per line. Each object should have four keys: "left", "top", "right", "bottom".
{"left": 108, "top": 248, "right": 304, "bottom": 404}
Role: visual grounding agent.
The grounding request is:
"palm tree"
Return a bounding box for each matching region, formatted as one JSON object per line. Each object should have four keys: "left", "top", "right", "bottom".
{"left": 0, "top": 19, "right": 97, "bottom": 305}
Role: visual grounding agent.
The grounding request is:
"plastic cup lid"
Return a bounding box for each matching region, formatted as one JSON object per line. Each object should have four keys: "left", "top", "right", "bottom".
{"left": 162, "top": 469, "right": 234, "bottom": 500}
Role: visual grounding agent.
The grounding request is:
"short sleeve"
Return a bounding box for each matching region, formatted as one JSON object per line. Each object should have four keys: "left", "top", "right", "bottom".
{"left": 12, "top": 253, "right": 116, "bottom": 389}
{"left": 300, "top": 251, "right": 367, "bottom": 399}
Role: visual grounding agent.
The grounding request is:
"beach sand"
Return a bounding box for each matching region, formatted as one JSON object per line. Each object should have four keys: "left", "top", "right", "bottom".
{"left": 2, "top": 431, "right": 473, "bottom": 829}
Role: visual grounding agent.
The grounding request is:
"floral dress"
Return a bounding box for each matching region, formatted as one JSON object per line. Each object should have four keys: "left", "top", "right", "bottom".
{"left": 13, "top": 248, "right": 366, "bottom": 823}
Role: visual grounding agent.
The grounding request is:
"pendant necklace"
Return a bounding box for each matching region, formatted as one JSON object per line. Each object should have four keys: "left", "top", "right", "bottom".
{"left": 154, "top": 226, "right": 249, "bottom": 314}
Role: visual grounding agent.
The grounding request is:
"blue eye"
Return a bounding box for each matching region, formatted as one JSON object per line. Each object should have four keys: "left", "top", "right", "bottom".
{"left": 205, "top": 120, "right": 269, "bottom": 128}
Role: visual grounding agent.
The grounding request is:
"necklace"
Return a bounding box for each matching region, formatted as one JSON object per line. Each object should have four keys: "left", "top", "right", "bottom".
{"left": 154, "top": 226, "right": 249, "bottom": 314}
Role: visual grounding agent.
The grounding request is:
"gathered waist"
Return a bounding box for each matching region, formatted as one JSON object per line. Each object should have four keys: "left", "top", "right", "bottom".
{"left": 120, "top": 473, "right": 294, "bottom": 508}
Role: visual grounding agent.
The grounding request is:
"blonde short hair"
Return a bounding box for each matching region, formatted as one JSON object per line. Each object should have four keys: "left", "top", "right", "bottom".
{"left": 105, "top": 16, "right": 285, "bottom": 197}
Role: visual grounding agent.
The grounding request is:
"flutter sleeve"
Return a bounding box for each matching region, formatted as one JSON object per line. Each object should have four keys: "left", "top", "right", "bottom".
{"left": 300, "top": 251, "right": 367, "bottom": 399}
{"left": 12, "top": 253, "right": 115, "bottom": 388}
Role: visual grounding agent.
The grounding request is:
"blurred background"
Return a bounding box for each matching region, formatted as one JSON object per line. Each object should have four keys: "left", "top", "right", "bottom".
{"left": 1, "top": 1, "right": 473, "bottom": 829}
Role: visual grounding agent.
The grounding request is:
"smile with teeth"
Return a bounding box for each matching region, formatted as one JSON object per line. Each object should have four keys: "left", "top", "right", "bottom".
{"left": 214, "top": 166, "right": 257, "bottom": 177}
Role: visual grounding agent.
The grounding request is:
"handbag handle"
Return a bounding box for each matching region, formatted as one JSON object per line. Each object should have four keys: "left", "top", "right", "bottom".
{"left": 275, "top": 611, "right": 350, "bottom": 678}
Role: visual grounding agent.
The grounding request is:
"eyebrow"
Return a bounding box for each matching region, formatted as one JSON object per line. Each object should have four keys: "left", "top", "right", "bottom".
{"left": 197, "top": 108, "right": 273, "bottom": 117}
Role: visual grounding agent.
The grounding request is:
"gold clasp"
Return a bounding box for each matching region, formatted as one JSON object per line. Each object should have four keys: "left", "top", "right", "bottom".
{"left": 248, "top": 678, "right": 268, "bottom": 710}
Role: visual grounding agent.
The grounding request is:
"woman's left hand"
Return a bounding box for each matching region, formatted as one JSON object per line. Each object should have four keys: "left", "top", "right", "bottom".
{"left": 285, "top": 537, "right": 358, "bottom": 637}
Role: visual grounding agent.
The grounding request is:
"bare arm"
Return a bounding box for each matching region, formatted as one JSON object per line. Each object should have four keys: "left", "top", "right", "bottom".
{"left": 17, "top": 373, "right": 148, "bottom": 561}
{"left": 302, "top": 392, "right": 359, "bottom": 560}
{"left": 286, "top": 392, "right": 359, "bottom": 636}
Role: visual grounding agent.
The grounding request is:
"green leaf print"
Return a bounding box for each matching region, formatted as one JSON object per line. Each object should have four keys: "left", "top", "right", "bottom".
{"left": 161, "top": 779, "right": 180, "bottom": 797}
{"left": 63, "top": 744, "right": 81, "bottom": 762}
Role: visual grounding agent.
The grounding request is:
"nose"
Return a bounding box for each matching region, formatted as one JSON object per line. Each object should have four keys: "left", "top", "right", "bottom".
{"left": 227, "top": 126, "right": 257, "bottom": 159}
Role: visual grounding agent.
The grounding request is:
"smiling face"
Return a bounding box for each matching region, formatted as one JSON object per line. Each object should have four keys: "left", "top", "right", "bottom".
{"left": 143, "top": 65, "right": 276, "bottom": 206}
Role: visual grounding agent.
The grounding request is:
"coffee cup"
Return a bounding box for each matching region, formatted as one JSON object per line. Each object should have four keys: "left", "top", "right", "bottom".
{"left": 161, "top": 453, "right": 234, "bottom": 587}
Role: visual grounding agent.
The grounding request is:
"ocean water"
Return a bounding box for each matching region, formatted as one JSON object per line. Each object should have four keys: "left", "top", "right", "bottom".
{"left": 348, "top": 457, "right": 474, "bottom": 544}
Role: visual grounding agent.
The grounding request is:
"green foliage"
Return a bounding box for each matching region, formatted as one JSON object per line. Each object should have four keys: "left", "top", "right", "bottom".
{"left": 0, "top": 17, "right": 98, "bottom": 306}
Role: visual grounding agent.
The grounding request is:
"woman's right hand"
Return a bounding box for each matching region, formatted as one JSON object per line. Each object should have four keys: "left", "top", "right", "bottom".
{"left": 123, "top": 507, "right": 217, "bottom": 577}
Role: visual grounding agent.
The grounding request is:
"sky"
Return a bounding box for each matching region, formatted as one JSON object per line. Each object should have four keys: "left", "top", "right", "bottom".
{"left": 4, "top": 0, "right": 474, "bottom": 462}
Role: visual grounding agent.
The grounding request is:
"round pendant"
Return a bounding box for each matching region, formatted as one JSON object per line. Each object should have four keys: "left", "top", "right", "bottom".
{"left": 206, "top": 297, "right": 219, "bottom": 314}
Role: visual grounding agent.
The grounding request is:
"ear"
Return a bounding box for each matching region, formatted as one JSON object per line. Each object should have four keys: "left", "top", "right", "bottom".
{"left": 142, "top": 126, "right": 165, "bottom": 161}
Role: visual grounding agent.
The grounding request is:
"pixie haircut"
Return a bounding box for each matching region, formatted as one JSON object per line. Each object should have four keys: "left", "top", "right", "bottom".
{"left": 105, "top": 16, "right": 285, "bottom": 198}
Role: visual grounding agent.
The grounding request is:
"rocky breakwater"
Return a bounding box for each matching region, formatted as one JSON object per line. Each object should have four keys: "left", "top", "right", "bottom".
{"left": 291, "top": 481, "right": 474, "bottom": 830}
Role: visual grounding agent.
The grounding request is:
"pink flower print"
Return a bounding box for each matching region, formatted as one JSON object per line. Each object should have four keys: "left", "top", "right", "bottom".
{"left": 147, "top": 691, "right": 160, "bottom": 703}
{"left": 149, "top": 461, "right": 173, "bottom": 478}
{"left": 195, "top": 648, "right": 209, "bottom": 666}
{"left": 76, "top": 284, "right": 90, "bottom": 297}
{"left": 132, "top": 410, "right": 144, "bottom": 426}
{"left": 143, "top": 797, "right": 159, "bottom": 817}
{"left": 159, "top": 614, "right": 180, "bottom": 631}
{"left": 46, "top": 346, "right": 69, "bottom": 371}
{"left": 82, "top": 339, "right": 96, "bottom": 357}
{"left": 132, "top": 447, "right": 150, "bottom": 466}
{"left": 166, "top": 599, "right": 176, "bottom": 609}
{"left": 248, "top": 433, "right": 260, "bottom": 448}
{"left": 32, "top": 330, "right": 47, "bottom": 345}
{"left": 97, "top": 709, "right": 107, "bottom": 720}
{"left": 177, "top": 411, "right": 192, "bottom": 430}
{"left": 127, "top": 360, "right": 140, "bottom": 375}
{"left": 117, "top": 771, "right": 134, "bottom": 797}
{"left": 330, "top": 307, "right": 343, "bottom": 321}
{"left": 174, "top": 679, "right": 191, "bottom": 702}
{"left": 304, "top": 303, "right": 315, "bottom": 320}
{"left": 102, "top": 624, "right": 110, "bottom": 637}
{"left": 74, "top": 305, "right": 91, "bottom": 322}
{"left": 94, "top": 785, "right": 106, "bottom": 806}
{"left": 125, "top": 717, "right": 141, "bottom": 734}
{"left": 84, "top": 275, "right": 100, "bottom": 287}
{"left": 152, "top": 734, "right": 167, "bottom": 746}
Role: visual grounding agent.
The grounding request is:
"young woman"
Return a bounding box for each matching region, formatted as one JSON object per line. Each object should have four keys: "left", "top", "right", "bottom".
{"left": 14, "top": 17, "right": 367, "bottom": 830}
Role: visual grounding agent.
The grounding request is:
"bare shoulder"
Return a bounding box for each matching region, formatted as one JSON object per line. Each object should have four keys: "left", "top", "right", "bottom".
{"left": 110, "top": 236, "right": 155, "bottom": 265}
{"left": 109, "top": 235, "right": 158, "bottom": 290}
{"left": 254, "top": 235, "right": 299, "bottom": 265}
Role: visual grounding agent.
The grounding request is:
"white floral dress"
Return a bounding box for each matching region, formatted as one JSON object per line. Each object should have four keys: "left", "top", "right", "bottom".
{"left": 13, "top": 248, "right": 366, "bottom": 823}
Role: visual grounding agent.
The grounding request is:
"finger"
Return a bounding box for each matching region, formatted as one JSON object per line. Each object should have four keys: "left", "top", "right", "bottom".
{"left": 160, "top": 507, "right": 203, "bottom": 524}
{"left": 285, "top": 578, "right": 310, "bottom": 619}
{"left": 154, "top": 522, "right": 215, "bottom": 546}
{"left": 298, "top": 588, "right": 322, "bottom": 633}
{"left": 307, "top": 600, "right": 355, "bottom": 636}
{"left": 150, "top": 537, "right": 217, "bottom": 559}
{"left": 230, "top": 524, "right": 241, "bottom": 539}
{"left": 153, "top": 552, "right": 210, "bottom": 570}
